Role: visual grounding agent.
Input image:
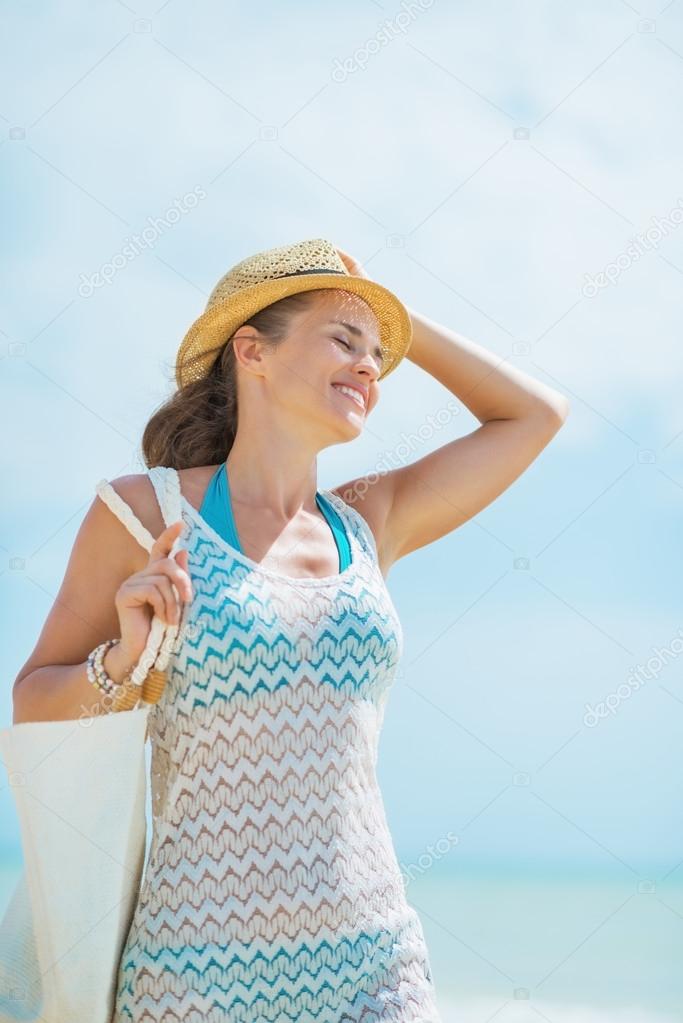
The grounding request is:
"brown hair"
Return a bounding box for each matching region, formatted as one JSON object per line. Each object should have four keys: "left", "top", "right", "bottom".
{"left": 141, "top": 290, "right": 326, "bottom": 470}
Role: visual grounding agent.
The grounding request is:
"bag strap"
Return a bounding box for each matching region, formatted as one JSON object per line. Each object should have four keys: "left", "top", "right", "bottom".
{"left": 147, "top": 465, "right": 183, "bottom": 530}
{"left": 94, "top": 467, "right": 184, "bottom": 553}
{"left": 94, "top": 479, "right": 156, "bottom": 553}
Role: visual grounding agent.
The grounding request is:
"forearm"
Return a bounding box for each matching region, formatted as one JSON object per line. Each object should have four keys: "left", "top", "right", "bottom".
{"left": 12, "top": 642, "right": 135, "bottom": 724}
{"left": 404, "top": 306, "right": 569, "bottom": 423}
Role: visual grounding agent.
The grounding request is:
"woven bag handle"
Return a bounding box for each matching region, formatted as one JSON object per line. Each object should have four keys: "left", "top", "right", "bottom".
{"left": 134, "top": 466, "right": 185, "bottom": 708}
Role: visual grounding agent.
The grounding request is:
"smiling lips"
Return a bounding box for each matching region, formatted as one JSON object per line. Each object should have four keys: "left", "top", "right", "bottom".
{"left": 332, "top": 383, "right": 367, "bottom": 412}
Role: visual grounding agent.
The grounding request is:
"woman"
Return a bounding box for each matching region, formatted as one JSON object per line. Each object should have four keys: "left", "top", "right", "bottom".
{"left": 12, "top": 238, "right": 569, "bottom": 1021}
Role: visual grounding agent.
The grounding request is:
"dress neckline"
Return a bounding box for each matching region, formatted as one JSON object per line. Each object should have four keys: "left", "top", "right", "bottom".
{"left": 180, "top": 465, "right": 357, "bottom": 587}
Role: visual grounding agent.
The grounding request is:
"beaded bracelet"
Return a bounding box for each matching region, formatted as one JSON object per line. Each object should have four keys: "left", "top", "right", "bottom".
{"left": 86, "top": 639, "right": 117, "bottom": 695}
{"left": 86, "top": 638, "right": 137, "bottom": 697}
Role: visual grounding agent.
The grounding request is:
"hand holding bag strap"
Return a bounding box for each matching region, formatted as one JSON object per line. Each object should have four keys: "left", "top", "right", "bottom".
{"left": 94, "top": 466, "right": 186, "bottom": 710}
{"left": 137, "top": 467, "right": 186, "bottom": 706}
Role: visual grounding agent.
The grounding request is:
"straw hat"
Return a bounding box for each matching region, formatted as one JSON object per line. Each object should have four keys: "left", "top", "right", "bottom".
{"left": 174, "top": 237, "right": 412, "bottom": 388}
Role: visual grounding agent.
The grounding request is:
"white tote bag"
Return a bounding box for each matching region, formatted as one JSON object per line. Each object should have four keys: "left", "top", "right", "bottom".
{"left": 0, "top": 465, "right": 184, "bottom": 1023}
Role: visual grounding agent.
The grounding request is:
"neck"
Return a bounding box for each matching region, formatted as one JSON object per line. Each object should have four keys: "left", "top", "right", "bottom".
{"left": 224, "top": 431, "right": 323, "bottom": 520}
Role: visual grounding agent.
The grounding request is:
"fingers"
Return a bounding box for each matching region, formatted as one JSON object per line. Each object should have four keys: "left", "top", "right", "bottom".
{"left": 139, "top": 522, "right": 193, "bottom": 618}
{"left": 148, "top": 522, "right": 192, "bottom": 592}
{"left": 149, "top": 520, "right": 185, "bottom": 563}
{"left": 149, "top": 557, "right": 193, "bottom": 603}
{"left": 175, "top": 550, "right": 191, "bottom": 592}
{"left": 125, "top": 576, "right": 180, "bottom": 625}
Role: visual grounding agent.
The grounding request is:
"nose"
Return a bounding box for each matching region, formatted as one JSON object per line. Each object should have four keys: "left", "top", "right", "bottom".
{"left": 353, "top": 350, "right": 381, "bottom": 382}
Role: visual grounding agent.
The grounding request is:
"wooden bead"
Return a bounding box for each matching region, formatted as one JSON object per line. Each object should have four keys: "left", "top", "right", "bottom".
{"left": 141, "top": 667, "right": 168, "bottom": 705}
{"left": 111, "top": 676, "right": 143, "bottom": 713}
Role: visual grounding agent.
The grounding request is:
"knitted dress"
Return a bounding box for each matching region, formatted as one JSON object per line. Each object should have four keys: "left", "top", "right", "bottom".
{"left": 99, "top": 465, "right": 442, "bottom": 1023}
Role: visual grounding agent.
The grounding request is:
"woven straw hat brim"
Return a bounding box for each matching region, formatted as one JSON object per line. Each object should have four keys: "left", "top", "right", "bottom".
{"left": 175, "top": 272, "right": 412, "bottom": 389}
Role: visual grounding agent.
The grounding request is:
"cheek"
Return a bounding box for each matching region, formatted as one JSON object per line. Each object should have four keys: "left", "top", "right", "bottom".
{"left": 324, "top": 338, "right": 347, "bottom": 364}
{"left": 277, "top": 344, "right": 331, "bottom": 389}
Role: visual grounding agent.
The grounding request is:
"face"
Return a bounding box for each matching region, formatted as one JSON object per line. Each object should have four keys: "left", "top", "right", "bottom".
{"left": 237, "top": 289, "right": 383, "bottom": 445}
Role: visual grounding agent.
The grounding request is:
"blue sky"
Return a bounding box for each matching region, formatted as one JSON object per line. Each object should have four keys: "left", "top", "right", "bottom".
{"left": 1, "top": 0, "right": 682, "bottom": 894}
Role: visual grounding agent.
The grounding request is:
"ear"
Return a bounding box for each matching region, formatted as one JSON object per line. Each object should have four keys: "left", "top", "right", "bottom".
{"left": 231, "top": 327, "right": 270, "bottom": 376}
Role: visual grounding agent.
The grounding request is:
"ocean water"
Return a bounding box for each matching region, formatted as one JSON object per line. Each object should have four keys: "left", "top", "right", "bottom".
{"left": 1, "top": 855, "right": 680, "bottom": 1021}
{"left": 437, "top": 1002, "right": 678, "bottom": 1023}
{"left": 409, "top": 867, "right": 682, "bottom": 1022}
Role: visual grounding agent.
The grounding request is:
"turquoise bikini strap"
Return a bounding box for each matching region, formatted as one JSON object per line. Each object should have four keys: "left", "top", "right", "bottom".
{"left": 316, "top": 492, "right": 352, "bottom": 571}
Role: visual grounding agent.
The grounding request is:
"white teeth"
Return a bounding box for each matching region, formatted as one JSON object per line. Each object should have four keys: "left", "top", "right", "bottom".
{"left": 333, "top": 384, "right": 365, "bottom": 409}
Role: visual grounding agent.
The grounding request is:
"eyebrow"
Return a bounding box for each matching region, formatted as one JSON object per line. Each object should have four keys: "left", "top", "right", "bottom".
{"left": 326, "top": 320, "right": 384, "bottom": 362}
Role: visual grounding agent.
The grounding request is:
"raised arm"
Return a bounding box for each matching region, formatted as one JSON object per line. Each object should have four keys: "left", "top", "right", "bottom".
{"left": 333, "top": 304, "right": 570, "bottom": 574}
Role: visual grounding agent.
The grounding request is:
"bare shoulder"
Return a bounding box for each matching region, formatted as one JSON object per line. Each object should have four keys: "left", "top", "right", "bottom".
{"left": 96, "top": 472, "right": 166, "bottom": 572}
{"left": 329, "top": 474, "right": 396, "bottom": 579}
{"left": 13, "top": 471, "right": 163, "bottom": 696}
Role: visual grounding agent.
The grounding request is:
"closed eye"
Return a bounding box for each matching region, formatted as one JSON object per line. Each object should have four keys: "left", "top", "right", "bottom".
{"left": 333, "top": 334, "right": 383, "bottom": 369}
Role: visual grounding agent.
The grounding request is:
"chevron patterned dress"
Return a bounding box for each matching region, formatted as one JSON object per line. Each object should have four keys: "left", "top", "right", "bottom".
{"left": 108, "top": 465, "right": 442, "bottom": 1023}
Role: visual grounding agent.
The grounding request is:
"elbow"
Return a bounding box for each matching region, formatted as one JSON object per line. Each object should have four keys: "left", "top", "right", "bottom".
{"left": 521, "top": 398, "right": 570, "bottom": 448}
{"left": 554, "top": 396, "right": 571, "bottom": 423}
{"left": 12, "top": 673, "right": 36, "bottom": 725}
{"left": 537, "top": 396, "right": 571, "bottom": 429}
{"left": 12, "top": 677, "right": 28, "bottom": 725}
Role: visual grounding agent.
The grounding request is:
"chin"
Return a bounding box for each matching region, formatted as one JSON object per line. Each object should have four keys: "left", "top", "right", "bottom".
{"left": 326, "top": 393, "right": 367, "bottom": 431}
{"left": 336, "top": 418, "right": 364, "bottom": 439}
